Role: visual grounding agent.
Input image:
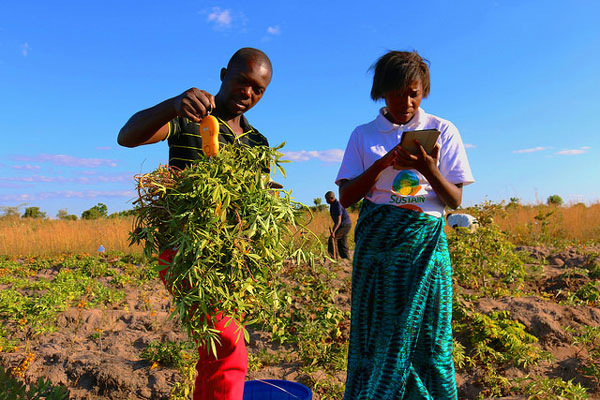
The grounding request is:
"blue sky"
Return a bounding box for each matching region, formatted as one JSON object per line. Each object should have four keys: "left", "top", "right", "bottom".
{"left": 1, "top": 1, "right": 599, "bottom": 218}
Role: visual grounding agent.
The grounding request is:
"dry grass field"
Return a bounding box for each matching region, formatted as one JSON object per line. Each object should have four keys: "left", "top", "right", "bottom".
{"left": 1, "top": 201, "right": 600, "bottom": 399}
{"left": 493, "top": 202, "right": 600, "bottom": 245}
{"left": 0, "top": 216, "right": 142, "bottom": 257}
{"left": 1, "top": 201, "right": 597, "bottom": 257}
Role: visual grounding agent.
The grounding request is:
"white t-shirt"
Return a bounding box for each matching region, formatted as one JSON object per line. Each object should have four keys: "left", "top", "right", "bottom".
{"left": 336, "top": 107, "right": 475, "bottom": 218}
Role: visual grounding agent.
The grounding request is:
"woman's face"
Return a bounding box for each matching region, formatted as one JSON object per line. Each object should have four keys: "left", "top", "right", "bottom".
{"left": 383, "top": 80, "right": 423, "bottom": 125}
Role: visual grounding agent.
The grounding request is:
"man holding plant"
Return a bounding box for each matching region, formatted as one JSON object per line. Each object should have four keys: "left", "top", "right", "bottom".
{"left": 118, "top": 47, "right": 273, "bottom": 400}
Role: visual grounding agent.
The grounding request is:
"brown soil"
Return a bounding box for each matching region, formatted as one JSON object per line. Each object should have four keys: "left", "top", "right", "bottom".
{"left": 1, "top": 246, "right": 600, "bottom": 399}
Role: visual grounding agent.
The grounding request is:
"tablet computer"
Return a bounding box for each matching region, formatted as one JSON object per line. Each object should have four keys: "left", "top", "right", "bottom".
{"left": 400, "top": 129, "right": 441, "bottom": 155}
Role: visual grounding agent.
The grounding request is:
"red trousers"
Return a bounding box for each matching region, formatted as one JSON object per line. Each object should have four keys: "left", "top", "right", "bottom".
{"left": 158, "top": 248, "right": 247, "bottom": 400}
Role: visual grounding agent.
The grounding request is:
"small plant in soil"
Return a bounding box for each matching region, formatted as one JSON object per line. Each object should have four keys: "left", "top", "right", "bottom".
{"left": 452, "top": 300, "right": 551, "bottom": 397}
{"left": 140, "top": 340, "right": 196, "bottom": 370}
{"left": 523, "top": 377, "right": 588, "bottom": 400}
{"left": 0, "top": 365, "right": 69, "bottom": 400}
{"left": 566, "top": 325, "right": 600, "bottom": 385}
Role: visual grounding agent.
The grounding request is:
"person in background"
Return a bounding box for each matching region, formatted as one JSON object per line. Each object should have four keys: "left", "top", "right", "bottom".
{"left": 336, "top": 50, "right": 474, "bottom": 399}
{"left": 325, "top": 191, "right": 352, "bottom": 259}
{"left": 118, "top": 47, "right": 273, "bottom": 400}
{"left": 446, "top": 211, "right": 479, "bottom": 232}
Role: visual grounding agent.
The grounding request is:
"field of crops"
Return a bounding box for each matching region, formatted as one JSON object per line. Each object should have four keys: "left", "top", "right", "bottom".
{"left": 1, "top": 201, "right": 600, "bottom": 399}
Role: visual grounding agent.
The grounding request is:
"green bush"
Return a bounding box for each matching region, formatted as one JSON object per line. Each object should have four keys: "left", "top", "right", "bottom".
{"left": 448, "top": 202, "right": 527, "bottom": 294}
{"left": 129, "top": 144, "right": 318, "bottom": 353}
{"left": 453, "top": 301, "right": 551, "bottom": 398}
{"left": 141, "top": 340, "right": 196, "bottom": 370}
{"left": 81, "top": 203, "right": 108, "bottom": 220}
{"left": 547, "top": 195, "right": 564, "bottom": 206}
{"left": 56, "top": 209, "right": 77, "bottom": 220}
{"left": 22, "top": 207, "right": 46, "bottom": 219}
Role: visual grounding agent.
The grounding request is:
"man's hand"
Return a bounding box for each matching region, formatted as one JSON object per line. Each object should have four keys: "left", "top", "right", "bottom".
{"left": 267, "top": 181, "right": 283, "bottom": 189}
{"left": 173, "top": 88, "right": 216, "bottom": 123}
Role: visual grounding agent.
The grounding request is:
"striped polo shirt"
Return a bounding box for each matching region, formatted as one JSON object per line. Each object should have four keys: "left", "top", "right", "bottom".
{"left": 165, "top": 114, "right": 269, "bottom": 170}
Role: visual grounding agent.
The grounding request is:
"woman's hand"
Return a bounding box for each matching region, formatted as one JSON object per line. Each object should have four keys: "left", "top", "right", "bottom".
{"left": 396, "top": 140, "right": 463, "bottom": 209}
{"left": 376, "top": 144, "right": 404, "bottom": 169}
{"left": 394, "top": 140, "right": 439, "bottom": 175}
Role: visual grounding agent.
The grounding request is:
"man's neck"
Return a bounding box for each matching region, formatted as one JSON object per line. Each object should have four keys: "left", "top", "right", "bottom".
{"left": 213, "top": 94, "right": 244, "bottom": 135}
{"left": 213, "top": 108, "right": 245, "bottom": 136}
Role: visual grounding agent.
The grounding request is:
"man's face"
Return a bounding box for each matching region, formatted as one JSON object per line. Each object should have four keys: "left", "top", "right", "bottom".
{"left": 326, "top": 195, "right": 335, "bottom": 204}
{"left": 218, "top": 60, "right": 272, "bottom": 117}
{"left": 383, "top": 80, "right": 423, "bottom": 125}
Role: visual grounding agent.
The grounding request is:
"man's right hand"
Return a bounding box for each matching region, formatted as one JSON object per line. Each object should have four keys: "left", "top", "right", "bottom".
{"left": 173, "top": 88, "right": 216, "bottom": 123}
{"left": 119, "top": 88, "right": 217, "bottom": 148}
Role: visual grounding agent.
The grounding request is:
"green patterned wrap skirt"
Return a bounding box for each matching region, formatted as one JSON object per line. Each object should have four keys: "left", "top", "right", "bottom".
{"left": 344, "top": 200, "right": 457, "bottom": 400}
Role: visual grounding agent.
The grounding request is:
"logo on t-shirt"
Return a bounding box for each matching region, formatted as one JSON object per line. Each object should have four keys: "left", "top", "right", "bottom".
{"left": 389, "top": 170, "right": 425, "bottom": 212}
{"left": 392, "top": 170, "right": 421, "bottom": 196}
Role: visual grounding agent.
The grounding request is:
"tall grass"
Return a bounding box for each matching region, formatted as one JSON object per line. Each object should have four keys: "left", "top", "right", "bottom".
{"left": 0, "top": 216, "right": 142, "bottom": 257}
{"left": 303, "top": 209, "right": 359, "bottom": 242}
{"left": 1, "top": 202, "right": 598, "bottom": 257}
{"left": 493, "top": 202, "right": 600, "bottom": 245}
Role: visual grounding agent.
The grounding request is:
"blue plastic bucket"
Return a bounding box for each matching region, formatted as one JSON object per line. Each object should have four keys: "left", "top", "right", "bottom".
{"left": 243, "top": 379, "right": 312, "bottom": 400}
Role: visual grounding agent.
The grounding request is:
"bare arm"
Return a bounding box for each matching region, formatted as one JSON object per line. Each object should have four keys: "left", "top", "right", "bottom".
{"left": 338, "top": 145, "right": 402, "bottom": 208}
{"left": 332, "top": 215, "right": 342, "bottom": 235}
{"left": 421, "top": 168, "right": 463, "bottom": 209}
{"left": 117, "top": 98, "right": 175, "bottom": 147}
{"left": 117, "top": 88, "right": 215, "bottom": 148}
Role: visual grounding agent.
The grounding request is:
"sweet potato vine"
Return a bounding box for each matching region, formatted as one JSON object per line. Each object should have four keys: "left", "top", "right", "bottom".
{"left": 129, "top": 143, "right": 318, "bottom": 354}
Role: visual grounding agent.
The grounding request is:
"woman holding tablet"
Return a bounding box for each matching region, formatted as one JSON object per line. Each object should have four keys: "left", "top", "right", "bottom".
{"left": 336, "top": 50, "right": 474, "bottom": 399}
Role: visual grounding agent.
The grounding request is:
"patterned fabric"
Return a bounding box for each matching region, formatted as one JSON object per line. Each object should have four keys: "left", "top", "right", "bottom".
{"left": 344, "top": 199, "right": 457, "bottom": 400}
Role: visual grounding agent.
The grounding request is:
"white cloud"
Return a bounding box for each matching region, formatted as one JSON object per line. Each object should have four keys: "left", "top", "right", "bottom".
{"left": 12, "top": 164, "right": 41, "bottom": 170}
{"left": 13, "top": 154, "right": 118, "bottom": 168}
{"left": 0, "top": 174, "right": 129, "bottom": 184}
{"left": 555, "top": 147, "right": 590, "bottom": 155}
{"left": 0, "top": 175, "right": 57, "bottom": 183}
{"left": 38, "top": 190, "right": 134, "bottom": 200}
{"left": 267, "top": 26, "right": 281, "bottom": 35}
{"left": 0, "top": 182, "right": 26, "bottom": 189}
{"left": 0, "top": 193, "right": 33, "bottom": 202}
{"left": 0, "top": 190, "right": 134, "bottom": 202}
{"left": 512, "top": 146, "right": 549, "bottom": 154}
{"left": 21, "top": 42, "right": 30, "bottom": 57}
{"left": 283, "top": 149, "right": 344, "bottom": 163}
{"left": 207, "top": 7, "right": 232, "bottom": 29}
{"left": 464, "top": 143, "right": 476, "bottom": 149}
